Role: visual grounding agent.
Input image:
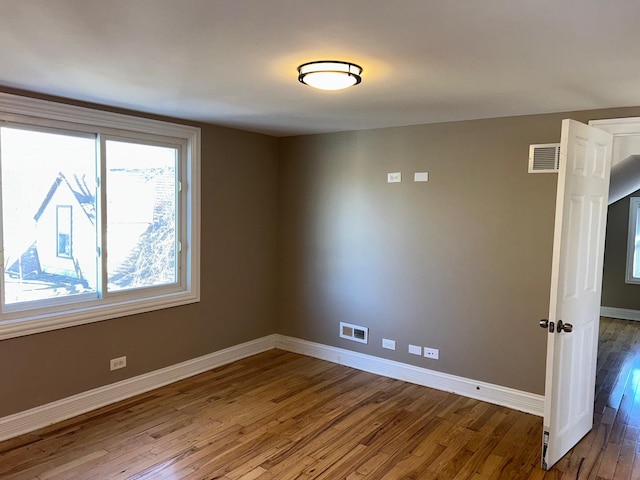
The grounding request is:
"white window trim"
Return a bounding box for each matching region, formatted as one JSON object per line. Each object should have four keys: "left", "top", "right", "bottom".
{"left": 626, "top": 197, "right": 640, "bottom": 285}
{"left": 0, "top": 93, "right": 200, "bottom": 340}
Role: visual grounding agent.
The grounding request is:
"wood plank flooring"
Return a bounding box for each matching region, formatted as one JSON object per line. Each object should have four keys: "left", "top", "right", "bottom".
{"left": 1, "top": 317, "right": 640, "bottom": 479}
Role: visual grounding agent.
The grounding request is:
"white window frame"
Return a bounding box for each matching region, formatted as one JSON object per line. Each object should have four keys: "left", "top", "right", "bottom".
{"left": 0, "top": 93, "right": 200, "bottom": 340}
{"left": 626, "top": 197, "right": 640, "bottom": 285}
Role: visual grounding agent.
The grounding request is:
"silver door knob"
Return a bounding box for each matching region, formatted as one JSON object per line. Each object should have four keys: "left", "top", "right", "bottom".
{"left": 539, "top": 319, "right": 555, "bottom": 333}
{"left": 557, "top": 320, "right": 573, "bottom": 333}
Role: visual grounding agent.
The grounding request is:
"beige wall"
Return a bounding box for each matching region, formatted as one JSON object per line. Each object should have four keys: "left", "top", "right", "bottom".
{"left": 3, "top": 90, "right": 640, "bottom": 418}
{"left": 0, "top": 93, "right": 279, "bottom": 417}
{"left": 602, "top": 188, "right": 640, "bottom": 310}
{"left": 277, "top": 107, "right": 640, "bottom": 395}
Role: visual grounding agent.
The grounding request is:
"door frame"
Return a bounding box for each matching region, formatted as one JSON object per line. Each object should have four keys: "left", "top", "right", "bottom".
{"left": 591, "top": 117, "right": 640, "bottom": 324}
{"left": 587, "top": 117, "right": 640, "bottom": 319}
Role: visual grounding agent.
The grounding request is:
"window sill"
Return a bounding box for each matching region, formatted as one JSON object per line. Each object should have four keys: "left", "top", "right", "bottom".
{"left": 0, "top": 289, "right": 199, "bottom": 340}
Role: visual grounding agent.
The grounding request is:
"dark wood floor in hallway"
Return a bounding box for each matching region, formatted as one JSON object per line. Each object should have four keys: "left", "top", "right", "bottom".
{"left": 1, "top": 317, "right": 639, "bottom": 479}
{"left": 560, "top": 315, "right": 640, "bottom": 480}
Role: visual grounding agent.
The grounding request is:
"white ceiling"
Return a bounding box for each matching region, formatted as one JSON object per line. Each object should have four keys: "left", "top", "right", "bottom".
{"left": 2, "top": 1, "right": 640, "bottom": 137}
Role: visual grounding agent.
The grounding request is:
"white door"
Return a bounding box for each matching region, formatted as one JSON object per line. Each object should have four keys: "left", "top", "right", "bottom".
{"left": 541, "top": 119, "right": 613, "bottom": 470}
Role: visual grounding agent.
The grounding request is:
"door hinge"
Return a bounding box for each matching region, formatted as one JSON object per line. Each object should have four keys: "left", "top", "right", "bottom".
{"left": 542, "top": 430, "right": 549, "bottom": 470}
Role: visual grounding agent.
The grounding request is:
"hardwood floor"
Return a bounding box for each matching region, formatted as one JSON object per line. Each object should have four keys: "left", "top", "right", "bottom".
{"left": 1, "top": 317, "right": 640, "bottom": 479}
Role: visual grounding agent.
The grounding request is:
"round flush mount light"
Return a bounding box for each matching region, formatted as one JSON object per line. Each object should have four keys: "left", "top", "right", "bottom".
{"left": 297, "top": 60, "right": 363, "bottom": 91}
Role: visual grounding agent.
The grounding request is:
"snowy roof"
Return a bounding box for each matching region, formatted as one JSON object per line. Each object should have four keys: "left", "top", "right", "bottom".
{"left": 33, "top": 173, "right": 95, "bottom": 223}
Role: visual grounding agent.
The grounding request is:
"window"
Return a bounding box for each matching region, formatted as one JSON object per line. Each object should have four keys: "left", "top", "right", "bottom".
{"left": 0, "top": 93, "right": 200, "bottom": 340}
{"left": 627, "top": 197, "right": 640, "bottom": 284}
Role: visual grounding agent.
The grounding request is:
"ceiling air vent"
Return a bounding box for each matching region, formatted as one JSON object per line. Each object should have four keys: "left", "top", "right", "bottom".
{"left": 528, "top": 143, "right": 560, "bottom": 173}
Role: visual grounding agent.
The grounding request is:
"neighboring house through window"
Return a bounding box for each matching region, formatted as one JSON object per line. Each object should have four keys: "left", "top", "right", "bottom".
{"left": 0, "top": 93, "right": 200, "bottom": 340}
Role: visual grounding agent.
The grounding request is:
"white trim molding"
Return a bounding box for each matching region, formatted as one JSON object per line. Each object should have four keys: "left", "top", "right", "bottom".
{"left": 601, "top": 306, "right": 640, "bottom": 322}
{"left": 0, "top": 335, "right": 276, "bottom": 442}
{"left": 275, "top": 335, "right": 544, "bottom": 417}
{"left": 0, "top": 334, "right": 544, "bottom": 443}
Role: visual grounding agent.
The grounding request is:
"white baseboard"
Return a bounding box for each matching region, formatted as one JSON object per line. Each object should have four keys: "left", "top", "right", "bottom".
{"left": 275, "top": 335, "right": 544, "bottom": 417}
{"left": 0, "top": 333, "right": 544, "bottom": 443}
{"left": 0, "top": 335, "right": 277, "bottom": 443}
{"left": 601, "top": 306, "right": 640, "bottom": 321}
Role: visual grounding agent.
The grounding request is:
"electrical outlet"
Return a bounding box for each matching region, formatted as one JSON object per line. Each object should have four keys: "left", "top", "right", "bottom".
{"left": 424, "top": 347, "right": 439, "bottom": 360}
{"left": 110, "top": 356, "right": 127, "bottom": 371}
{"left": 408, "top": 344, "right": 421, "bottom": 355}
{"left": 382, "top": 338, "right": 396, "bottom": 350}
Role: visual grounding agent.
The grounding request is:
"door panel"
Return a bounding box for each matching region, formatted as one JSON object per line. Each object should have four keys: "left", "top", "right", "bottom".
{"left": 542, "top": 119, "right": 612, "bottom": 470}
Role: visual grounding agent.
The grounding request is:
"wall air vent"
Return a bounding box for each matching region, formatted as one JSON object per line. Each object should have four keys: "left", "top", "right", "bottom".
{"left": 339, "top": 322, "right": 368, "bottom": 344}
{"left": 528, "top": 143, "right": 560, "bottom": 173}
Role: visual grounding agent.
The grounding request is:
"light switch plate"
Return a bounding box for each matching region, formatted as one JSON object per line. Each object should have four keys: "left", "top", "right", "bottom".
{"left": 414, "top": 172, "right": 429, "bottom": 182}
{"left": 409, "top": 344, "right": 421, "bottom": 355}
{"left": 387, "top": 172, "right": 401, "bottom": 183}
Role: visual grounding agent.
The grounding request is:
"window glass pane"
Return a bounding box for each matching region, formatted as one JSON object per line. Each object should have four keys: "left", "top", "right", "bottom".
{"left": 106, "top": 140, "right": 177, "bottom": 292}
{"left": 1, "top": 127, "right": 97, "bottom": 305}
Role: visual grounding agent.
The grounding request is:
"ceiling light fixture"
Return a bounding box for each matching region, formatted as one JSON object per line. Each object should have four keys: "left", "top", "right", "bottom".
{"left": 297, "top": 60, "right": 363, "bottom": 91}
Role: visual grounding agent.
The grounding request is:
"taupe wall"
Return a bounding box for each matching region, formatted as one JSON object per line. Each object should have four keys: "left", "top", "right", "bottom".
{"left": 277, "top": 107, "right": 640, "bottom": 395}
{"left": 602, "top": 188, "right": 640, "bottom": 310}
{"left": 4, "top": 92, "right": 640, "bottom": 418}
{"left": 0, "top": 93, "right": 279, "bottom": 417}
